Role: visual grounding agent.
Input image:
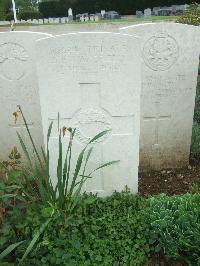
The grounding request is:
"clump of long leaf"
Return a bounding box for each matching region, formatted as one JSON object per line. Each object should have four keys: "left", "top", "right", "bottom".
{"left": 0, "top": 105, "right": 119, "bottom": 263}
{"left": 14, "top": 105, "right": 119, "bottom": 210}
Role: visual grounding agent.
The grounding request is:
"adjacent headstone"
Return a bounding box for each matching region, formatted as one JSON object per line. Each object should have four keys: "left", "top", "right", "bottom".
{"left": 61, "top": 17, "right": 66, "bottom": 23}
{"left": 0, "top": 32, "right": 51, "bottom": 161}
{"left": 144, "top": 8, "right": 152, "bottom": 17}
{"left": 36, "top": 33, "right": 141, "bottom": 196}
{"left": 90, "top": 15, "right": 94, "bottom": 21}
{"left": 85, "top": 16, "right": 89, "bottom": 22}
{"left": 136, "top": 11, "right": 143, "bottom": 18}
{"left": 80, "top": 16, "right": 84, "bottom": 22}
{"left": 32, "top": 19, "right": 39, "bottom": 24}
{"left": 68, "top": 8, "right": 73, "bottom": 21}
{"left": 48, "top": 18, "right": 54, "bottom": 23}
{"left": 95, "top": 15, "right": 99, "bottom": 22}
{"left": 120, "top": 23, "right": 200, "bottom": 170}
{"left": 54, "top": 18, "right": 60, "bottom": 24}
{"left": 38, "top": 19, "right": 43, "bottom": 24}
{"left": 44, "top": 18, "right": 49, "bottom": 24}
{"left": 101, "top": 10, "right": 106, "bottom": 17}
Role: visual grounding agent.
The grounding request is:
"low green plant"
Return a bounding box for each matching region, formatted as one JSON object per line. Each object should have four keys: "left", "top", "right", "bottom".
{"left": 12, "top": 191, "right": 150, "bottom": 266}
{"left": 190, "top": 181, "right": 200, "bottom": 194}
{"left": 0, "top": 105, "right": 119, "bottom": 263}
{"left": 147, "top": 193, "right": 200, "bottom": 265}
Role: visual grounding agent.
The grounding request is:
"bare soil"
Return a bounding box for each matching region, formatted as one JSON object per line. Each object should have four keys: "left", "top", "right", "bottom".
{"left": 139, "top": 157, "right": 200, "bottom": 196}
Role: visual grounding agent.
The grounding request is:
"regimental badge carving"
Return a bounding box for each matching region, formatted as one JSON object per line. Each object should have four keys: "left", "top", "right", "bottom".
{"left": 0, "top": 42, "right": 28, "bottom": 80}
{"left": 74, "top": 108, "right": 112, "bottom": 144}
{"left": 143, "top": 32, "right": 179, "bottom": 71}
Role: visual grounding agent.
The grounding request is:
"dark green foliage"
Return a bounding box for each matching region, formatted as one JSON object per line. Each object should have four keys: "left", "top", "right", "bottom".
{"left": 1, "top": 190, "right": 200, "bottom": 265}
{"left": 0, "top": 192, "right": 150, "bottom": 265}
{"left": 18, "top": 10, "right": 42, "bottom": 20}
{"left": 191, "top": 76, "right": 200, "bottom": 156}
{"left": 147, "top": 193, "right": 200, "bottom": 265}
{"left": 39, "top": 1, "right": 66, "bottom": 18}
{"left": 39, "top": 0, "right": 196, "bottom": 17}
{"left": 194, "top": 77, "right": 200, "bottom": 124}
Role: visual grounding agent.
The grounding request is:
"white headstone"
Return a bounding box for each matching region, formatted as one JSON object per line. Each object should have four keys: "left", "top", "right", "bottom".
{"left": 44, "top": 18, "right": 49, "bottom": 24}
{"left": 0, "top": 31, "right": 51, "bottom": 161}
{"left": 68, "top": 8, "right": 73, "bottom": 21}
{"left": 68, "top": 8, "right": 73, "bottom": 16}
{"left": 54, "top": 18, "right": 60, "bottom": 24}
{"left": 95, "top": 15, "right": 99, "bottom": 22}
{"left": 90, "top": 15, "right": 94, "bottom": 21}
{"left": 120, "top": 23, "right": 200, "bottom": 170}
{"left": 144, "top": 8, "right": 152, "bottom": 17}
{"left": 136, "top": 11, "right": 143, "bottom": 18}
{"left": 32, "top": 19, "right": 39, "bottom": 24}
{"left": 85, "top": 16, "right": 89, "bottom": 22}
{"left": 38, "top": 19, "right": 43, "bottom": 24}
{"left": 48, "top": 18, "right": 54, "bottom": 23}
{"left": 101, "top": 10, "right": 106, "bottom": 17}
{"left": 61, "top": 17, "right": 66, "bottom": 23}
{"left": 36, "top": 33, "right": 141, "bottom": 196}
{"left": 80, "top": 16, "right": 84, "bottom": 22}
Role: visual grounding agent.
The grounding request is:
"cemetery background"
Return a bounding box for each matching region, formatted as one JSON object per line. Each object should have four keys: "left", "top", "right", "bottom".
{"left": 0, "top": 5, "right": 200, "bottom": 266}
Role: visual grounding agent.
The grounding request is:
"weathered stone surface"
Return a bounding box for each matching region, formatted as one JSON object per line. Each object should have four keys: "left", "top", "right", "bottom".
{"left": 36, "top": 32, "right": 141, "bottom": 196}
{"left": 0, "top": 31, "right": 51, "bottom": 161}
{"left": 120, "top": 23, "right": 200, "bottom": 170}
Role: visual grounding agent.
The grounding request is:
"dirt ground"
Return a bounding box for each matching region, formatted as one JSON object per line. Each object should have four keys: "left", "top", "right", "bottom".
{"left": 139, "top": 156, "right": 200, "bottom": 196}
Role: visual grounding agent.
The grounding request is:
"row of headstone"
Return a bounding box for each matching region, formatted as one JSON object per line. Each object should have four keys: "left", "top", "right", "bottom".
{"left": 0, "top": 23, "right": 199, "bottom": 196}
{"left": 137, "top": 4, "right": 190, "bottom": 17}
{"left": 0, "top": 17, "right": 71, "bottom": 25}
{"left": 8, "top": 17, "right": 70, "bottom": 24}
{"left": 80, "top": 15, "right": 99, "bottom": 22}
{"left": 153, "top": 4, "right": 189, "bottom": 16}
{"left": 0, "top": 21, "right": 11, "bottom": 25}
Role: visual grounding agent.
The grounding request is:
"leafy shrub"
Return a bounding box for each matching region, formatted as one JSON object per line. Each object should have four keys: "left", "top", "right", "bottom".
{"left": 147, "top": 193, "right": 200, "bottom": 265}
{"left": 18, "top": 10, "right": 42, "bottom": 20}
{"left": 177, "top": 3, "right": 200, "bottom": 26}
{"left": 0, "top": 191, "right": 149, "bottom": 265}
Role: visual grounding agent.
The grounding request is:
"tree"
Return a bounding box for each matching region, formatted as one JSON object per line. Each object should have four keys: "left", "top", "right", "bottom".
{"left": 0, "top": 0, "right": 12, "bottom": 20}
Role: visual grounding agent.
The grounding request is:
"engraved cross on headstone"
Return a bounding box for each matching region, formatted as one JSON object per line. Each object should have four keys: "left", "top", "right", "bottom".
{"left": 143, "top": 100, "right": 171, "bottom": 150}
{"left": 48, "top": 82, "right": 135, "bottom": 195}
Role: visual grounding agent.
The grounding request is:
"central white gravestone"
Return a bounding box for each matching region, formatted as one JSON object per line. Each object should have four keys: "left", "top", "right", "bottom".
{"left": 36, "top": 33, "right": 141, "bottom": 196}
{"left": 120, "top": 23, "right": 200, "bottom": 170}
{"left": 0, "top": 31, "right": 51, "bottom": 161}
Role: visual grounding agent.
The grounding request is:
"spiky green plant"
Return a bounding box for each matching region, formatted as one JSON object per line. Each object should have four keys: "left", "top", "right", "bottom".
{"left": 0, "top": 105, "right": 119, "bottom": 263}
